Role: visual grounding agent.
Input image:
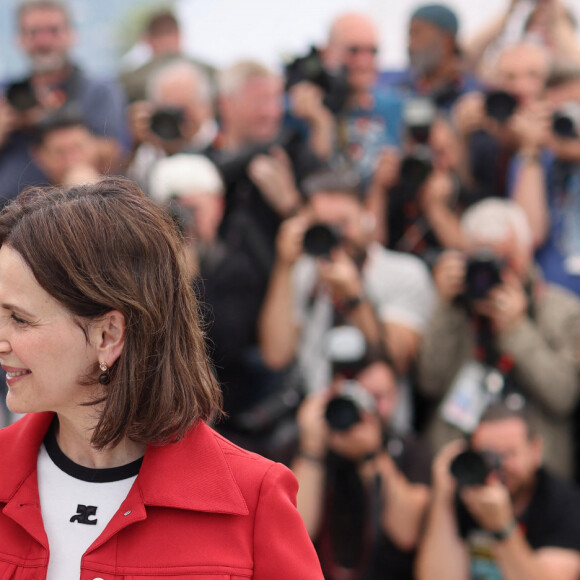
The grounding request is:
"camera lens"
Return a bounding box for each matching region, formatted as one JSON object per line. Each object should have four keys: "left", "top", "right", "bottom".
{"left": 150, "top": 108, "right": 184, "bottom": 141}
{"left": 450, "top": 449, "right": 501, "bottom": 488}
{"left": 324, "top": 380, "right": 376, "bottom": 432}
{"left": 303, "top": 223, "right": 341, "bottom": 257}
{"left": 465, "top": 251, "right": 504, "bottom": 300}
{"left": 485, "top": 91, "right": 518, "bottom": 123}
{"left": 450, "top": 450, "right": 491, "bottom": 487}
{"left": 325, "top": 397, "right": 361, "bottom": 431}
{"left": 553, "top": 112, "right": 577, "bottom": 139}
{"left": 5, "top": 80, "right": 38, "bottom": 112}
{"left": 399, "top": 151, "right": 432, "bottom": 189}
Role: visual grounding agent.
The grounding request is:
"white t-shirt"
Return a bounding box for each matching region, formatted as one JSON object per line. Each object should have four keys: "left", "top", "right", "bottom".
{"left": 293, "top": 242, "right": 435, "bottom": 394}
{"left": 37, "top": 426, "right": 142, "bottom": 580}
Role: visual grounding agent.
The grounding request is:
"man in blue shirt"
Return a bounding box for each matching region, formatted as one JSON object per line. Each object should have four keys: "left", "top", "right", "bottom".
{"left": 287, "top": 12, "right": 404, "bottom": 185}
{"left": 0, "top": 0, "right": 127, "bottom": 204}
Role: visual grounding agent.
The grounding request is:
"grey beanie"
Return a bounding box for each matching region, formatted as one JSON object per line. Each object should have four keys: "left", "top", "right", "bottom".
{"left": 411, "top": 4, "right": 459, "bottom": 36}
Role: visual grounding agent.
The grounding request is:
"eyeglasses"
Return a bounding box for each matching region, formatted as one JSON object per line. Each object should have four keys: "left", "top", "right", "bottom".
{"left": 346, "top": 45, "right": 379, "bottom": 56}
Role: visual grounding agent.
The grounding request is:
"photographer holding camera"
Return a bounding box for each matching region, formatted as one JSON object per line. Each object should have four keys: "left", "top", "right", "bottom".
{"left": 365, "top": 106, "right": 470, "bottom": 266}
{"left": 416, "top": 403, "right": 580, "bottom": 580}
{"left": 451, "top": 41, "right": 555, "bottom": 205}
{"left": 293, "top": 339, "right": 431, "bottom": 580}
{"left": 259, "top": 166, "right": 434, "bottom": 429}
{"left": 0, "top": 0, "right": 127, "bottom": 203}
{"left": 416, "top": 198, "right": 580, "bottom": 479}
{"left": 286, "top": 12, "right": 404, "bottom": 184}
{"left": 125, "top": 59, "right": 217, "bottom": 193}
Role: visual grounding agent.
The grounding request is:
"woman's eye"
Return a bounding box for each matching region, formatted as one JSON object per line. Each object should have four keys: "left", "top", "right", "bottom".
{"left": 11, "top": 313, "right": 28, "bottom": 325}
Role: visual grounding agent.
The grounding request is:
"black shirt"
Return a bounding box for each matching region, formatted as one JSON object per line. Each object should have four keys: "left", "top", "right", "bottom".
{"left": 457, "top": 468, "right": 580, "bottom": 579}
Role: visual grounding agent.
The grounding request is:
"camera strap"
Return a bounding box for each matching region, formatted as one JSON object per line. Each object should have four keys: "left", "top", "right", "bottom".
{"left": 392, "top": 174, "right": 461, "bottom": 258}
{"left": 316, "top": 455, "right": 382, "bottom": 580}
{"left": 440, "top": 288, "right": 536, "bottom": 434}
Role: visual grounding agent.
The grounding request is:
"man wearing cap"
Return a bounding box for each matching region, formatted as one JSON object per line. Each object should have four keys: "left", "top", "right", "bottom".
{"left": 383, "top": 3, "right": 481, "bottom": 111}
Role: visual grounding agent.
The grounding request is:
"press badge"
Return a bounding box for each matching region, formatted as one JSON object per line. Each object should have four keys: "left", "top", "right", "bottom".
{"left": 440, "top": 361, "right": 504, "bottom": 433}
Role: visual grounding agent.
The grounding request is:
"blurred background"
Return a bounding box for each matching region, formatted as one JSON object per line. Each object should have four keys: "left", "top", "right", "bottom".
{"left": 0, "top": 0, "right": 516, "bottom": 79}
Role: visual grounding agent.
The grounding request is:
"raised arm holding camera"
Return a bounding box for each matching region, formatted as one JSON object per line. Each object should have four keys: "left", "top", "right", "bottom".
{"left": 416, "top": 403, "right": 580, "bottom": 580}
{"left": 365, "top": 102, "right": 469, "bottom": 265}
{"left": 125, "top": 59, "right": 217, "bottom": 193}
{"left": 292, "top": 339, "right": 431, "bottom": 580}
{"left": 451, "top": 41, "right": 555, "bottom": 205}
{"left": 258, "top": 167, "right": 435, "bottom": 394}
{"left": 416, "top": 198, "right": 580, "bottom": 479}
{"left": 286, "top": 12, "right": 404, "bottom": 185}
{"left": 502, "top": 42, "right": 580, "bottom": 297}
{"left": 0, "top": 0, "right": 127, "bottom": 203}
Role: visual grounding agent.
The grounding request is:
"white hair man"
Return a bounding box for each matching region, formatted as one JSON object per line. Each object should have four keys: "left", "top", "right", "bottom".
{"left": 127, "top": 60, "right": 217, "bottom": 194}
{"left": 416, "top": 198, "right": 580, "bottom": 479}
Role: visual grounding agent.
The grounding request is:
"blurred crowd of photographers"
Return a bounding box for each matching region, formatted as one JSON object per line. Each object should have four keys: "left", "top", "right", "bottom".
{"left": 4, "top": 0, "right": 580, "bottom": 578}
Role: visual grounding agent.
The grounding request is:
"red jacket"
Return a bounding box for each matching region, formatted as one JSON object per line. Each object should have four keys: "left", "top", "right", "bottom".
{"left": 0, "top": 412, "right": 324, "bottom": 579}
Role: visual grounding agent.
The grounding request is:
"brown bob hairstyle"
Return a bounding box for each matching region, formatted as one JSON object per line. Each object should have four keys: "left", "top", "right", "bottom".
{"left": 0, "top": 177, "right": 221, "bottom": 449}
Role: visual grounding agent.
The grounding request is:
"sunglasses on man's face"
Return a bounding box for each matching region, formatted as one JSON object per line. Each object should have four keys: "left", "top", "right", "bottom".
{"left": 346, "top": 45, "right": 379, "bottom": 56}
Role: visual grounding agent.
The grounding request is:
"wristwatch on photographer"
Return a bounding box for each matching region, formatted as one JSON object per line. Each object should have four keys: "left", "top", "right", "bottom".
{"left": 491, "top": 519, "right": 517, "bottom": 542}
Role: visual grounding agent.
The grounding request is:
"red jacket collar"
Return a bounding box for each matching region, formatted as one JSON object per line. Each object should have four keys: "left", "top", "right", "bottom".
{"left": 0, "top": 412, "right": 249, "bottom": 516}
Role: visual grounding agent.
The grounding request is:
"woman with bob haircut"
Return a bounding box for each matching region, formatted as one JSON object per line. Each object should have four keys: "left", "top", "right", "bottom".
{"left": 0, "top": 177, "right": 323, "bottom": 579}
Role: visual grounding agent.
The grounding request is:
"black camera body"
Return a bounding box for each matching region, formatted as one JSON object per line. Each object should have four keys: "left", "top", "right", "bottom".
{"left": 303, "top": 223, "right": 342, "bottom": 257}
{"left": 404, "top": 97, "right": 437, "bottom": 145}
{"left": 464, "top": 250, "right": 504, "bottom": 301}
{"left": 285, "top": 46, "right": 350, "bottom": 115}
{"left": 399, "top": 147, "right": 433, "bottom": 190}
{"left": 485, "top": 90, "right": 518, "bottom": 123}
{"left": 392, "top": 98, "right": 437, "bottom": 203}
{"left": 5, "top": 80, "right": 39, "bottom": 112}
{"left": 552, "top": 111, "right": 578, "bottom": 139}
{"left": 485, "top": 90, "right": 579, "bottom": 139}
{"left": 213, "top": 128, "right": 301, "bottom": 187}
{"left": 325, "top": 379, "right": 376, "bottom": 432}
{"left": 450, "top": 449, "right": 502, "bottom": 488}
{"left": 150, "top": 107, "right": 185, "bottom": 141}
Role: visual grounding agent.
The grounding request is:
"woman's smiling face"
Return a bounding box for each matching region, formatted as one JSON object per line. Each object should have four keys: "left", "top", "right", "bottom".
{"left": 0, "top": 244, "right": 99, "bottom": 416}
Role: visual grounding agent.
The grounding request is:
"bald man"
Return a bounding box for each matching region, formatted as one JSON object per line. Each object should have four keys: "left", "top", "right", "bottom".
{"left": 289, "top": 11, "right": 404, "bottom": 185}
{"left": 323, "top": 12, "right": 381, "bottom": 101}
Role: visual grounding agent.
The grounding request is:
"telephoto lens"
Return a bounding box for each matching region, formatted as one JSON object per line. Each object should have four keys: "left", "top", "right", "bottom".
{"left": 464, "top": 250, "right": 504, "bottom": 300}
{"left": 149, "top": 107, "right": 185, "bottom": 141}
{"left": 324, "top": 380, "right": 376, "bottom": 432}
{"left": 303, "top": 223, "right": 342, "bottom": 257}
{"left": 485, "top": 91, "right": 518, "bottom": 123}
{"left": 450, "top": 449, "right": 502, "bottom": 488}
{"left": 5, "top": 80, "right": 38, "bottom": 111}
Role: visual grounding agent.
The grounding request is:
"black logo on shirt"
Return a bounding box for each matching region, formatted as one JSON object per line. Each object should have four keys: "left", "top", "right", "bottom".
{"left": 70, "top": 504, "right": 98, "bottom": 525}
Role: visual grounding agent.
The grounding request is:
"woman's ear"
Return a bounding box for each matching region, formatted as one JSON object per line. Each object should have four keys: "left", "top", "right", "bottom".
{"left": 92, "top": 310, "right": 126, "bottom": 365}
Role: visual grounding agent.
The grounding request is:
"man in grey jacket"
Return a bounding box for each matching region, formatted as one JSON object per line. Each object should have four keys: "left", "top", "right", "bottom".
{"left": 416, "top": 198, "right": 580, "bottom": 479}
